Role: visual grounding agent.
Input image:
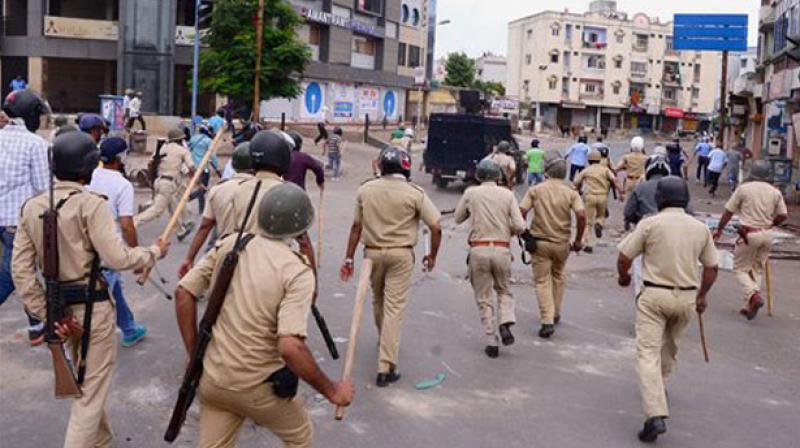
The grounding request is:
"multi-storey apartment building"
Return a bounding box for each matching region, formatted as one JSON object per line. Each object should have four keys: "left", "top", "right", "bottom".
{"left": 475, "top": 52, "right": 508, "bottom": 90}
{"left": 507, "top": 1, "right": 718, "bottom": 134}
{"left": 0, "top": 0, "right": 434, "bottom": 123}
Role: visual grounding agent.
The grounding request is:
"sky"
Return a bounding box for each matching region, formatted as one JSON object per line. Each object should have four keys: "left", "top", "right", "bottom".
{"left": 433, "top": 0, "right": 760, "bottom": 59}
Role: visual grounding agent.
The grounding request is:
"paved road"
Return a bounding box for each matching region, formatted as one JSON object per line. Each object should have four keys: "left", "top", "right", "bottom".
{"left": 1, "top": 137, "right": 799, "bottom": 447}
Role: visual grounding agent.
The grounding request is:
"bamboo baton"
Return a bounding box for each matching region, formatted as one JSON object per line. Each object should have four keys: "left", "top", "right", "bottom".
{"left": 765, "top": 256, "right": 773, "bottom": 317}
{"left": 317, "top": 189, "right": 324, "bottom": 269}
{"left": 137, "top": 128, "right": 226, "bottom": 286}
{"left": 697, "top": 311, "right": 710, "bottom": 363}
{"left": 335, "top": 258, "right": 374, "bottom": 421}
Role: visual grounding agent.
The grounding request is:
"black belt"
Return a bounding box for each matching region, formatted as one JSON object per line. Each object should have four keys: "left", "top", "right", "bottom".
{"left": 643, "top": 281, "right": 697, "bottom": 291}
{"left": 60, "top": 284, "right": 111, "bottom": 306}
{"left": 159, "top": 175, "right": 175, "bottom": 181}
{"left": 365, "top": 245, "right": 413, "bottom": 250}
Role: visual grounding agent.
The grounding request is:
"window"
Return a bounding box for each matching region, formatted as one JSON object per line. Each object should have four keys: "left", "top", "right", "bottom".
{"left": 666, "top": 36, "right": 674, "bottom": 51}
{"left": 356, "top": 0, "right": 382, "bottom": 15}
{"left": 527, "top": 29, "right": 532, "bottom": 40}
{"left": 309, "top": 24, "right": 322, "bottom": 46}
{"left": 586, "top": 55, "right": 605, "bottom": 69}
{"left": 616, "top": 34, "right": 623, "bottom": 44}
{"left": 562, "top": 77, "right": 570, "bottom": 95}
{"left": 692, "top": 87, "right": 700, "bottom": 99}
{"left": 631, "top": 61, "right": 647, "bottom": 74}
{"left": 409, "top": 45, "right": 421, "bottom": 67}
{"left": 398, "top": 42, "right": 407, "bottom": 66}
{"left": 552, "top": 27, "right": 559, "bottom": 36}
{"left": 693, "top": 64, "right": 701, "bottom": 82}
{"left": 523, "top": 80, "right": 530, "bottom": 92}
{"left": 563, "top": 51, "right": 571, "bottom": 68}
{"left": 774, "top": 13, "right": 789, "bottom": 53}
{"left": 550, "top": 53, "right": 559, "bottom": 63}
{"left": 525, "top": 54, "right": 532, "bottom": 65}
{"left": 664, "top": 88, "right": 675, "bottom": 100}
{"left": 584, "top": 83, "right": 597, "bottom": 93}
{"left": 549, "top": 79, "right": 557, "bottom": 89}
{"left": 401, "top": 4, "right": 409, "bottom": 23}
{"left": 741, "top": 58, "right": 748, "bottom": 69}
{"left": 634, "top": 33, "right": 648, "bottom": 50}
{"left": 412, "top": 8, "right": 420, "bottom": 26}
{"left": 613, "top": 85, "right": 621, "bottom": 95}
{"left": 614, "top": 58, "right": 622, "bottom": 69}
{"left": 565, "top": 24, "right": 573, "bottom": 41}
{"left": 352, "top": 36, "right": 376, "bottom": 55}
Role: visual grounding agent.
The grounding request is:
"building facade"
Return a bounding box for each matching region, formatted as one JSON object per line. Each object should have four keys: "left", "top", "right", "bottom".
{"left": 0, "top": 0, "right": 433, "bottom": 123}
{"left": 475, "top": 52, "right": 508, "bottom": 90}
{"left": 507, "top": 1, "right": 718, "bottom": 134}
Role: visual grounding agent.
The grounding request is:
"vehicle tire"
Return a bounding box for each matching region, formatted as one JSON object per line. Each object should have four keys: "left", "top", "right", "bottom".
{"left": 433, "top": 175, "right": 449, "bottom": 189}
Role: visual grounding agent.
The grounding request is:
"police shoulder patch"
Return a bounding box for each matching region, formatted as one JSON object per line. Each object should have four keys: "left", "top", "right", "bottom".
{"left": 87, "top": 191, "right": 109, "bottom": 201}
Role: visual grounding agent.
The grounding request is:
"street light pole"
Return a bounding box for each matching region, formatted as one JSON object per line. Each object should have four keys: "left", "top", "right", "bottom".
{"left": 253, "top": 0, "right": 265, "bottom": 123}
{"left": 414, "top": 19, "right": 450, "bottom": 141}
{"left": 190, "top": 0, "right": 201, "bottom": 127}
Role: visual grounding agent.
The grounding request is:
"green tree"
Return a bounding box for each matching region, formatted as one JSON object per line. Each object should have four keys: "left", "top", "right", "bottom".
{"left": 199, "top": 0, "right": 310, "bottom": 102}
{"left": 474, "top": 80, "right": 506, "bottom": 97}
{"left": 444, "top": 52, "right": 476, "bottom": 88}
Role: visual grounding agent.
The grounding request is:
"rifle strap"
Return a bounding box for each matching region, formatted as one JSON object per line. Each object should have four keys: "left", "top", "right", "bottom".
{"left": 518, "top": 236, "right": 531, "bottom": 266}
{"left": 77, "top": 253, "right": 101, "bottom": 385}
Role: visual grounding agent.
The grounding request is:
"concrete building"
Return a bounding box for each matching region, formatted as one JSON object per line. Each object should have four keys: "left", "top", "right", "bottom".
{"left": 507, "top": 1, "right": 719, "bottom": 134}
{"left": 475, "top": 52, "right": 507, "bottom": 90}
{"left": 1, "top": 0, "right": 435, "bottom": 124}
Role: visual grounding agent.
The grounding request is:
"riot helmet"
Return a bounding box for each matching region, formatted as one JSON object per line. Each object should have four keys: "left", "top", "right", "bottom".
{"left": 496, "top": 140, "right": 512, "bottom": 154}
{"left": 588, "top": 149, "right": 602, "bottom": 163}
{"left": 645, "top": 155, "right": 671, "bottom": 180}
{"left": 2, "top": 89, "right": 46, "bottom": 132}
{"left": 231, "top": 142, "right": 252, "bottom": 171}
{"left": 655, "top": 176, "right": 690, "bottom": 211}
{"left": 257, "top": 182, "right": 315, "bottom": 240}
{"left": 747, "top": 160, "right": 772, "bottom": 182}
{"left": 379, "top": 146, "right": 412, "bottom": 179}
{"left": 249, "top": 129, "right": 292, "bottom": 175}
{"left": 475, "top": 158, "right": 502, "bottom": 182}
{"left": 287, "top": 130, "right": 304, "bottom": 152}
{"left": 52, "top": 131, "right": 101, "bottom": 182}
{"left": 543, "top": 150, "right": 567, "bottom": 179}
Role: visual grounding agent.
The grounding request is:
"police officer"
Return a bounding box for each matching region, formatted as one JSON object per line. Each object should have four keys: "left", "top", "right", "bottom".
{"left": 12, "top": 131, "right": 169, "bottom": 447}
{"left": 574, "top": 149, "right": 621, "bottom": 253}
{"left": 617, "top": 176, "right": 718, "bottom": 443}
{"left": 623, "top": 156, "right": 673, "bottom": 298}
{"left": 340, "top": 147, "right": 442, "bottom": 386}
{"left": 176, "top": 183, "right": 353, "bottom": 447}
{"left": 454, "top": 159, "right": 526, "bottom": 358}
{"left": 486, "top": 140, "right": 517, "bottom": 188}
{"left": 615, "top": 136, "right": 649, "bottom": 196}
{"left": 179, "top": 143, "right": 254, "bottom": 278}
{"left": 134, "top": 127, "right": 195, "bottom": 240}
{"left": 712, "top": 160, "right": 788, "bottom": 320}
{"left": 520, "top": 150, "right": 587, "bottom": 338}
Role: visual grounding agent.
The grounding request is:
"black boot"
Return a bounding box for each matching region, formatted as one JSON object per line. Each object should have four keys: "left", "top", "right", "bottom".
{"left": 499, "top": 323, "right": 515, "bottom": 346}
{"left": 485, "top": 346, "right": 499, "bottom": 358}
{"left": 538, "top": 324, "right": 555, "bottom": 339}
{"left": 594, "top": 223, "right": 603, "bottom": 238}
{"left": 637, "top": 417, "right": 667, "bottom": 443}
{"left": 376, "top": 370, "right": 401, "bottom": 387}
{"left": 554, "top": 314, "right": 561, "bottom": 325}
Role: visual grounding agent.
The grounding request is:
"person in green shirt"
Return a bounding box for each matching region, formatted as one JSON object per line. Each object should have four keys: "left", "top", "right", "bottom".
{"left": 525, "top": 139, "right": 545, "bottom": 185}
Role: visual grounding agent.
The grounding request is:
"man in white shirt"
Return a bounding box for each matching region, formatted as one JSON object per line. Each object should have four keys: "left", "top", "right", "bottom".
{"left": 706, "top": 145, "right": 728, "bottom": 197}
{"left": 89, "top": 138, "right": 147, "bottom": 346}
{"left": 125, "top": 91, "right": 145, "bottom": 131}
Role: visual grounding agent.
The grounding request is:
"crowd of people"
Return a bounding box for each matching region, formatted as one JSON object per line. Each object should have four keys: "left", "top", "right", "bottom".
{"left": 0, "top": 86, "right": 791, "bottom": 447}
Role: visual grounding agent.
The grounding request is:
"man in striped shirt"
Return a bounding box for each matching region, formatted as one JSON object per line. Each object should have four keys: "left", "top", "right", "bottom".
{"left": 0, "top": 90, "right": 50, "bottom": 344}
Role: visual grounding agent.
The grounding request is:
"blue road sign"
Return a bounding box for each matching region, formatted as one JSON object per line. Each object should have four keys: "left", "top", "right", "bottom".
{"left": 673, "top": 14, "right": 748, "bottom": 52}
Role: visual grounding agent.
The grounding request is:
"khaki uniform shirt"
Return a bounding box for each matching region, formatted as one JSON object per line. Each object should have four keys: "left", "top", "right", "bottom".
{"left": 520, "top": 179, "right": 585, "bottom": 243}
{"left": 203, "top": 172, "right": 253, "bottom": 237}
{"left": 618, "top": 207, "right": 718, "bottom": 288}
{"left": 487, "top": 152, "right": 517, "bottom": 183}
{"left": 355, "top": 175, "right": 441, "bottom": 248}
{"left": 158, "top": 142, "right": 194, "bottom": 178}
{"left": 724, "top": 181, "right": 788, "bottom": 228}
{"left": 12, "top": 181, "right": 161, "bottom": 319}
{"left": 179, "top": 234, "right": 314, "bottom": 391}
{"left": 618, "top": 152, "right": 648, "bottom": 179}
{"left": 231, "top": 171, "right": 284, "bottom": 233}
{"left": 574, "top": 163, "right": 616, "bottom": 196}
{"left": 454, "top": 182, "right": 526, "bottom": 242}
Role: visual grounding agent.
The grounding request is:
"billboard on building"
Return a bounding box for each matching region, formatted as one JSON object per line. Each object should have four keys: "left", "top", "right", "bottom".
{"left": 332, "top": 83, "right": 355, "bottom": 120}
{"left": 383, "top": 91, "right": 399, "bottom": 119}
{"left": 301, "top": 81, "right": 325, "bottom": 119}
{"left": 673, "top": 14, "right": 748, "bottom": 52}
{"left": 358, "top": 88, "right": 380, "bottom": 118}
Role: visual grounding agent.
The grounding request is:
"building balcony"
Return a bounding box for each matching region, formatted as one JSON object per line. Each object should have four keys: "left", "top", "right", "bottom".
{"left": 580, "top": 90, "right": 605, "bottom": 101}
{"left": 759, "top": 5, "right": 776, "bottom": 29}
{"left": 43, "top": 15, "right": 118, "bottom": 41}
{"left": 582, "top": 41, "right": 608, "bottom": 51}
{"left": 662, "top": 97, "right": 678, "bottom": 106}
{"left": 662, "top": 76, "right": 682, "bottom": 87}
{"left": 630, "top": 71, "right": 648, "bottom": 80}
{"left": 351, "top": 53, "right": 376, "bottom": 70}
{"left": 632, "top": 44, "right": 648, "bottom": 53}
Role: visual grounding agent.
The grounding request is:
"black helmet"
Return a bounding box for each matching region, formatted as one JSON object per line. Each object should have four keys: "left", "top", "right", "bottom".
{"left": 333, "top": 127, "right": 343, "bottom": 136}
{"left": 578, "top": 136, "right": 588, "bottom": 144}
{"left": 748, "top": 160, "right": 772, "bottom": 182}
{"left": 645, "top": 155, "right": 671, "bottom": 180}
{"left": 249, "top": 130, "right": 292, "bottom": 174}
{"left": 655, "top": 176, "right": 690, "bottom": 211}
{"left": 475, "top": 158, "right": 502, "bottom": 182}
{"left": 287, "top": 130, "right": 303, "bottom": 152}
{"left": 231, "top": 142, "right": 252, "bottom": 171}
{"left": 496, "top": 140, "right": 512, "bottom": 154}
{"left": 257, "top": 183, "right": 315, "bottom": 239}
{"left": 598, "top": 146, "right": 609, "bottom": 158}
{"left": 531, "top": 139, "right": 540, "bottom": 148}
{"left": 379, "top": 147, "right": 412, "bottom": 179}
{"left": 2, "top": 89, "right": 46, "bottom": 132}
{"left": 52, "top": 132, "right": 100, "bottom": 182}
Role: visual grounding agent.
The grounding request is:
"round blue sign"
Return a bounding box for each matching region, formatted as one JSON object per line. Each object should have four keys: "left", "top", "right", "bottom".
{"left": 383, "top": 91, "right": 397, "bottom": 117}
{"left": 304, "top": 82, "right": 323, "bottom": 115}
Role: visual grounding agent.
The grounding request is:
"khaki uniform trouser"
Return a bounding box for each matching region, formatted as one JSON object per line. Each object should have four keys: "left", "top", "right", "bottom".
{"left": 134, "top": 178, "right": 189, "bottom": 232}
{"left": 365, "top": 247, "right": 414, "bottom": 373}
{"left": 532, "top": 240, "right": 570, "bottom": 325}
{"left": 635, "top": 287, "right": 694, "bottom": 419}
{"left": 198, "top": 376, "right": 312, "bottom": 448}
{"left": 64, "top": 301, "right": 117, "bottom": 448}
{"left": 733, "top": 230, "right": 772, "bottom": 304}
{"left": 624, "top": 176, "right": 641, "bottom": 196}
{"left": 583, "top": 193, "right": 608, "bottom": 247}
{"left": 468, "top": 246, "right": 515, "bottom": 346}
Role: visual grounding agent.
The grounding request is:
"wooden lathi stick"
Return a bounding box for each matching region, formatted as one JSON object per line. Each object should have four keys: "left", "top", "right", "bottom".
{"left": 765, "top": 256, "right": 773, "bottom": 317}
{"left": 697, "top": 311, "right": 710, "bottom": 363}
{"left": 316, "top": 189, "right": 324, "bottom": 269}
{"left": 335, "top": 258, "right": 374, "bottom": 421}
{"left": 137, "top": 128, "right": 226, "bottom": 285}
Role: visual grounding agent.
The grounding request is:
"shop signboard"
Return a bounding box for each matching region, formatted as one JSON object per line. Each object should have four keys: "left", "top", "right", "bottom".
{"left": 358, "top": 88, "right": 380, "bottom": 118}
{"left": 301, "top": 82, "right": 325, "bottom": 119}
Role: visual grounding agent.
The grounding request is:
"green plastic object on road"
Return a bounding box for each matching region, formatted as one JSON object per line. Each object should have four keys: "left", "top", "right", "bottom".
{"left": 415, "top": 373, "right": 447, "bottom": 390}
